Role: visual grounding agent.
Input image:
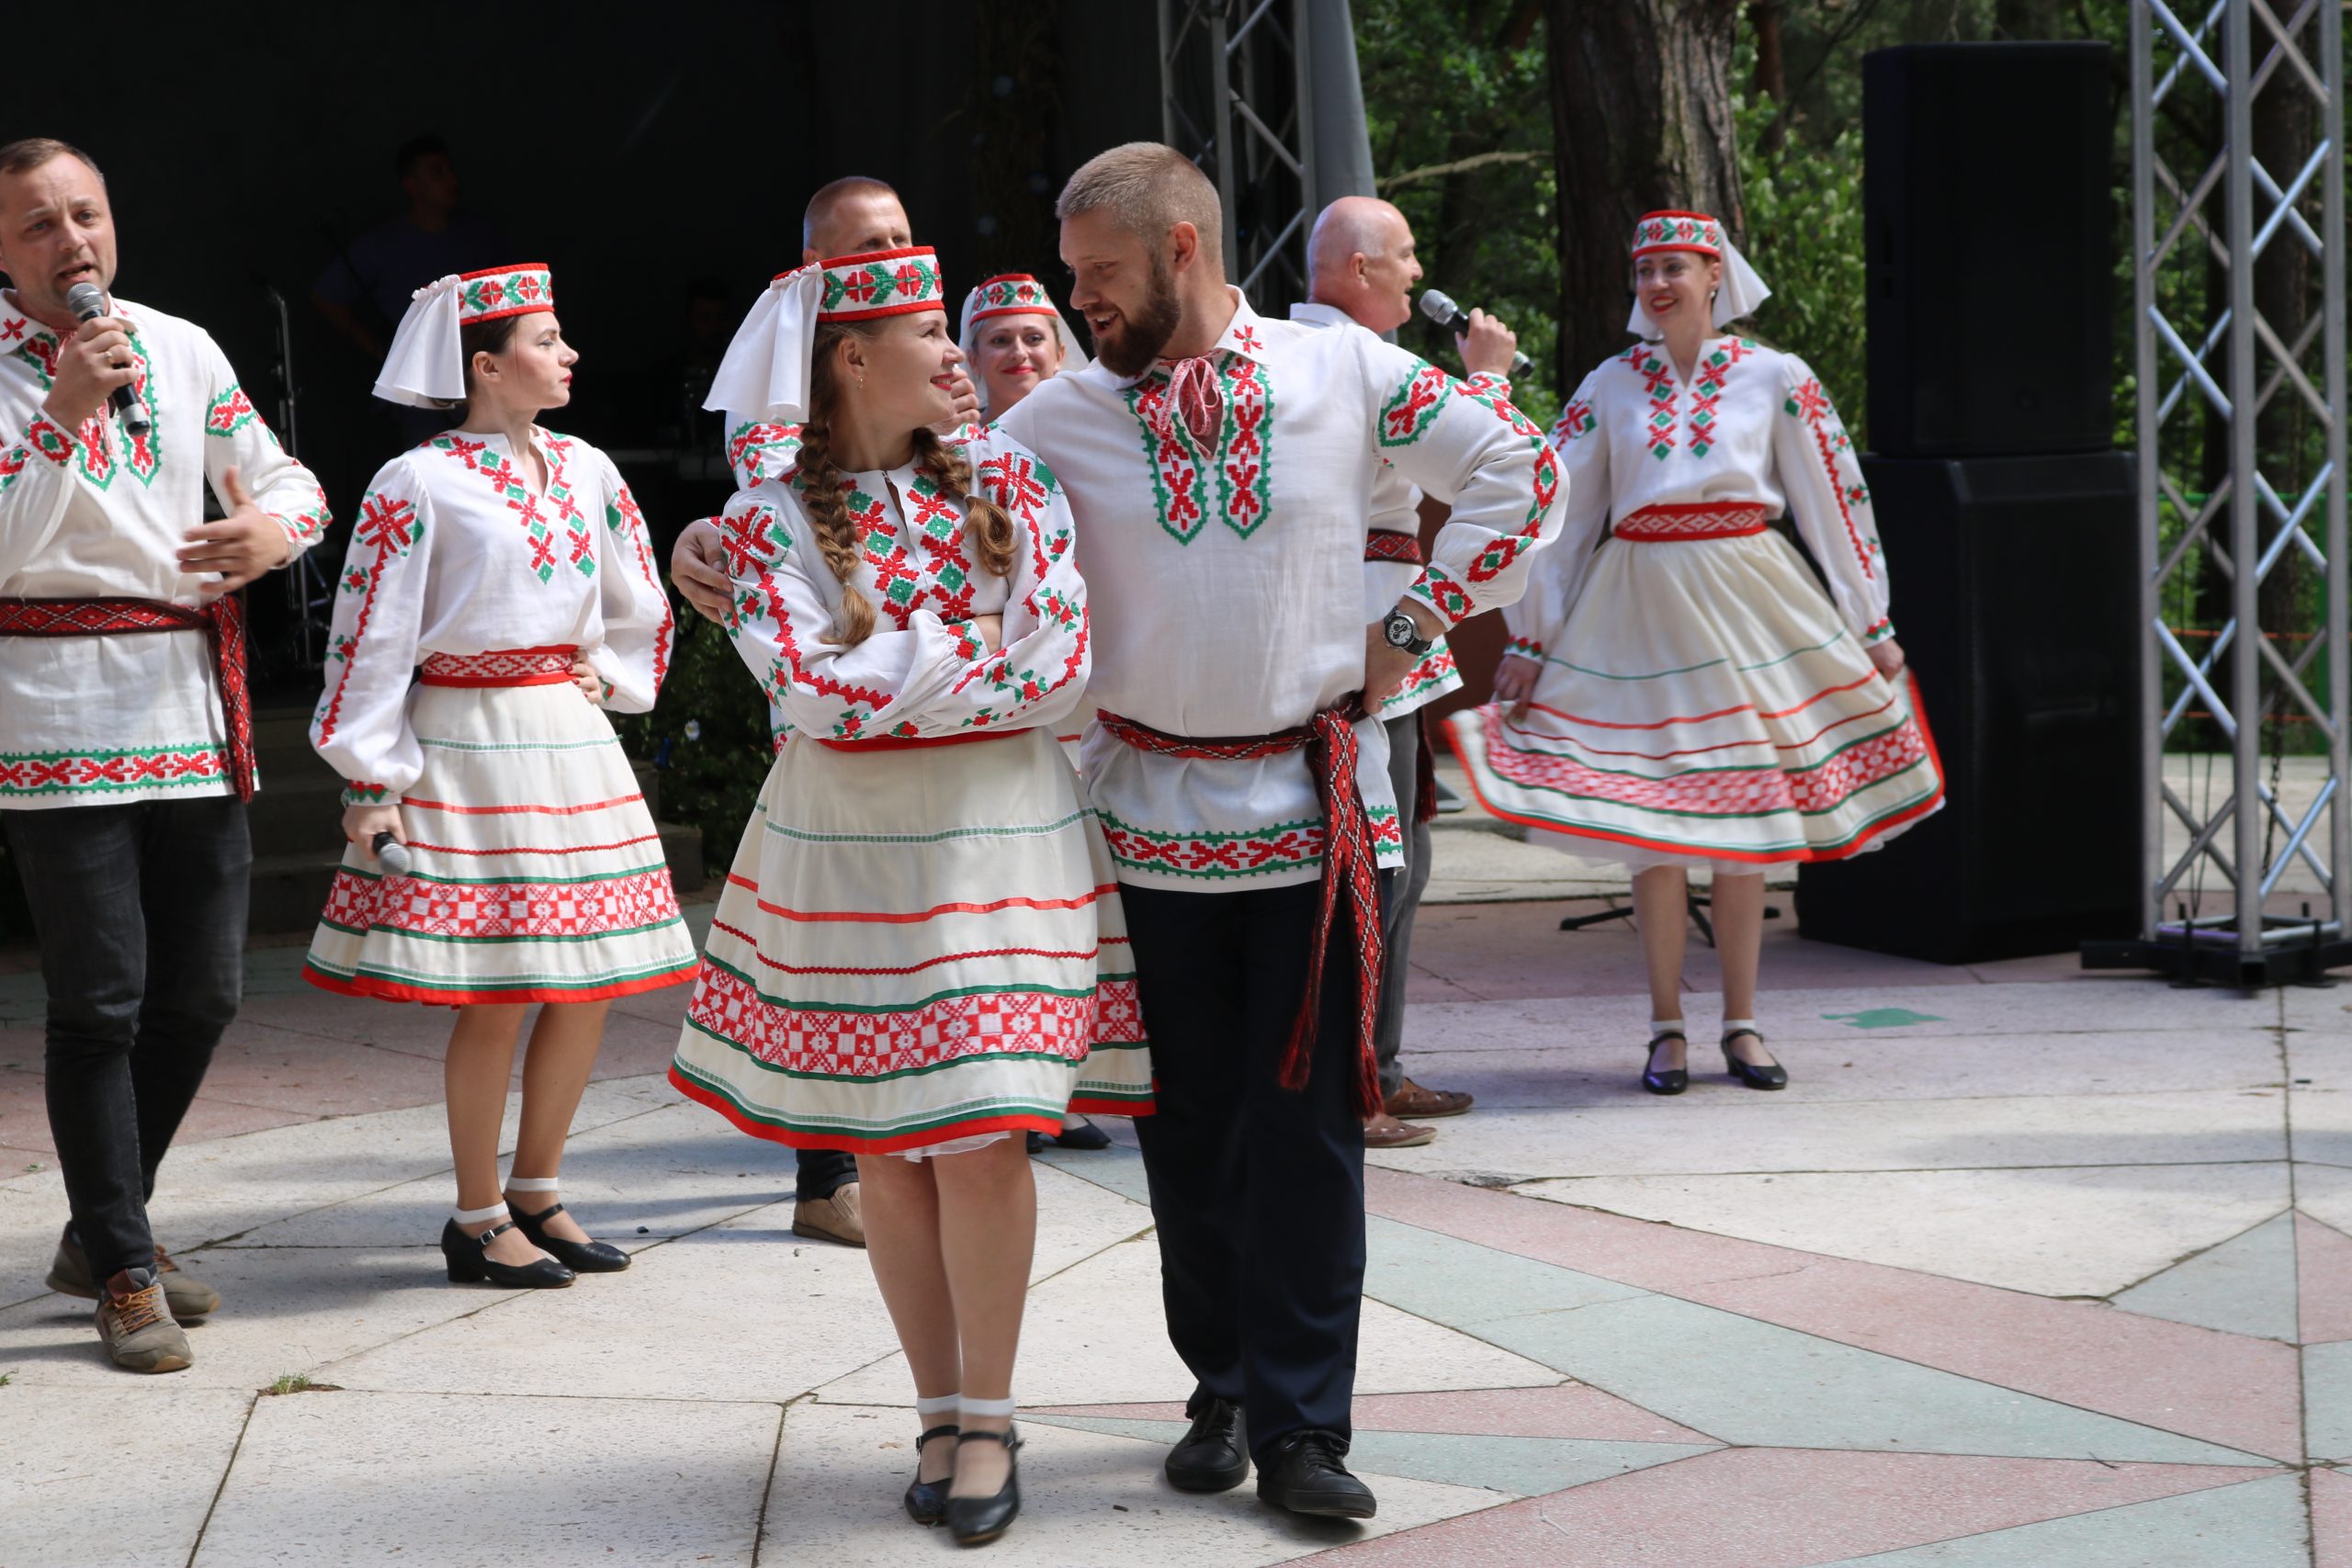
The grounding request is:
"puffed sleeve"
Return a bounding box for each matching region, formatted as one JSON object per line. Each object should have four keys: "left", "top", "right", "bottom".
{"left": 310, "top": 460, "right": 434, "bottom": 803}
{"left": 198, "top": 331, "right": 332, "bottom": 558}
{"left": 1356, "top": 338, "right": 1568, "bottom": 631}
{"left": 1770, "top": 352, "right": 1894, "bottom": 645}
{"left": 1501, "top": 367, "right": 1613, "bottom": 663}
{"left": 582, "top": 447, "right": 673, "bottom": 715}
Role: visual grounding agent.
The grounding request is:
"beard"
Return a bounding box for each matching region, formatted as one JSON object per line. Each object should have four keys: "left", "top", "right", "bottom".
{"left": 1087, "top": 250, "right": 1183, "bottom": 378}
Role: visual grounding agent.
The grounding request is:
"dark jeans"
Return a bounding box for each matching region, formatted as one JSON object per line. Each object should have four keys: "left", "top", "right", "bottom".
{"left": 1125, "top": 874, "right": 1382, "bottom": 1462}
{"left": 1374, "top": 715, "right": 1432, "bottom": 1099}
{"left": 797, "top": 1147, "right": 855, "bottom": 1201}
{"left": 5, "top": 797, "right": 251, "bottom": 1281}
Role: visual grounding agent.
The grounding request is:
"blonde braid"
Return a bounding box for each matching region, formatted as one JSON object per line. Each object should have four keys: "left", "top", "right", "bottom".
{"left": 913, "top": 426, "right": 1019, "bottom": 581}
{"left": 791, "top": 420, "right": 877, "bottom": 649}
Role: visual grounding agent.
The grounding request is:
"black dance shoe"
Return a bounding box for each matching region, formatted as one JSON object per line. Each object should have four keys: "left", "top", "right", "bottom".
{"left": 439, "top": 1218, "right": 574, "bottom": 1289}
{"left": 903, "top": 1422, "right": 957, "bottom": 1525}
{"left": 1037, "top": 1116, "right": 1113, "bottom": 1151}
{"left": 1164, "top": 1396, "right": 1249, "bottom": 1492}
{"left": 508, "top": 1201, "right": 630, "bottom": 1273}
{"left": 1641, "top": 1031, "right": 1690, "bottom": 1096}
{"left": 945, "top": 1427, "right": 1022, "bottom": 1546}
{"left": 1255, "top": 1430, "right": 1376, "bottom": 1518}
{"left": 1721, "top": 1028, "right": 1789, "bottom": 1090}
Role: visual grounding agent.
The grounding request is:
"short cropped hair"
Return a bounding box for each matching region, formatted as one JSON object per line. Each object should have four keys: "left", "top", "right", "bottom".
{"left": 0, "top": 138, "right": 102, "bottom": 183}
{"left": 1056, "top": 142, "right": 1224, "bottom": 272}
{"left": 802, "top": 175, "right": 901, "bottom": 254}
{"left": 394, "top": 134, "right": 450, "bottom": 181}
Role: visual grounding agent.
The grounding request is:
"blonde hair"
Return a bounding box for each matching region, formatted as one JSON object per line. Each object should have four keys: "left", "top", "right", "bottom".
{"left": 795, "top": 320, "right": 1018, "bottom": 649}
{"left": 1057, "top": 141, "right": 1224, "bottom": 274}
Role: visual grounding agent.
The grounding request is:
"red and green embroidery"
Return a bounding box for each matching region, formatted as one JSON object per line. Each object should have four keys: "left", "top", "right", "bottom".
{"left": 14, "top": 327, "right": 158, "bottom": 489}
{"left": 1123, "top": 355, "right": 1275, "bottom": 544}
{"left": 1631, "top": 211, "right": 1724, "bottom": 256}
{"left": 314, "top": 490, "right": 424, "bottom": 747}
{"left": 1100, "top": 807, "right": 1404, "bottom": 882}
{"left": 1687, "top": 339, "right": 1755, "bottom": 459}
{"left": 0, "top": 741, "right": 230, "bottom": 798}
{"left": 1376, "top": 363, "right": 1454, "bottom": 450}
{"left": 341, "top": 782, "right": 391, "bottom": 806}
{"left": 1549, "top": 397, "right": 1596, "bottom": 446}
{"left": 728, "top": 420, "right": 802, "bottom": 486}
{"left": 1504, "top": 634, "right": 1544, "bottom": 661}
{"left": 456, "top": 265, "right": 553, "bottom": 322}
{"left": 821, "top": 250, "right": 944, "bottom": 318}
{"left": 1628, "top": 344, "right": 1678, "bottom": 461}
{"left": 205, "top": 385, "right": 260, "bottom": 438}
{"left": 1783, "top": 376, "right": 1878, "bottom": 579}
{"left": 606, "top": 478, "right": 672, "bottom": 690}
{"left": 434, "top": 430, "right": 590, "bottom": 584}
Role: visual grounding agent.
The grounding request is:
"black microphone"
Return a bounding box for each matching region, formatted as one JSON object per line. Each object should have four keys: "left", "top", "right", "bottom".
{"left": 371, "top": 831, "right": 413, "bottom": 875}
{"left": 64, "top": 281, "right": 150, "bottom": 435}
{"left": 1419, "top": 288, "right": 1534, "bottom": 379}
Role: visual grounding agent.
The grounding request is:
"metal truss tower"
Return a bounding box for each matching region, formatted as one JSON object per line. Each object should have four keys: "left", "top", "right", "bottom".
{"left": 2110, "top": 0, "right": 2348, "bottom": 983}
{"left": 1159, "top": 0, "right": 1319, "bottom": 309}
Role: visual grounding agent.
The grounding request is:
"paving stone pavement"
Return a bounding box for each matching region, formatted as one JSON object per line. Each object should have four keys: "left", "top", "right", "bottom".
{"left": 0, "top": 829, "right": 2343, "bottom": 1565}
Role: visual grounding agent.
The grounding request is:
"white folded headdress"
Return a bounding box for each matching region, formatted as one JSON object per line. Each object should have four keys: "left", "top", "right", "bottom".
{"left": 705, "top": 246, "right": 948, "bottom": 425}
{"left": 1623, "top": 211, "right": 1770, "bottom": 340}
{"left": 374, "top": 263, "right": 555, "bottom": 408}
{"left": 956, "top": 274, "right": 1090, "bottom": 415}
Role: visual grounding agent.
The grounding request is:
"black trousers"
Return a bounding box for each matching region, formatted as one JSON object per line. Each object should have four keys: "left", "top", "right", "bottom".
{"left": 796, "top": 1146, "right": 855, "bottom": 1201}
{"left": 1125, "top": 875, "right": 1381, "bottom": 1462}
{"left": 1374, "top": 714, "right": 1432, "bottom": 1100}
{"left": 4, "top": 797, "right": 251, "bottom": 1280}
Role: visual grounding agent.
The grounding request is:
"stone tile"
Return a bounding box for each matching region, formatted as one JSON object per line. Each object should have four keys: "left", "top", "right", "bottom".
{"left": 2294, "top": 1068, "right": 2352, "bottom": 1168}
{"left": 1024, "top": 1416, "right": 1713, "bottom": 1498}
{"left": 1516, "top": 1164, "right": 2292, "bottom": 1298}
{"left": 1808, "top": 1471, "right": 2307, "bottom": 1566}
{"left": 319, "top": 1203, "right": 907, "bottom": 1403}
{"left": 1396, "top": 1027, "right": 2284, "bottom": 1109}
{"left": 763, "top": 1401, "right": 1503, "bottom": 1565}
{"left": 2312, "top": 1463, "right": 2352, "bottom": 1568}
{"left": 1301, "top": 1451, "right": 2279, "bottom": 1568}
{"left": 2297, "top": 1162, "right": 2352, "bottom": 1233}
{"left": 815, "top": 1235, "right": 1562, "bottom": 1408}
{"left": 2111, "top": 1212, "right": 2300, "bottom": 1340}
{"left": 193, "top": 1389, "right": 776, "bottom": 1566}
{"left": 1365, "top": 1214, "right": 1652, "bottom": 1326}
{"left": 2301, "top": 1215, "right": 2352, "bottom": 1345}
{"left": 1032, "top": 1383, "right": 1713, "bottom": 1443}
{"left": 1365, "top": 1090, "right": 2288, "bottom": 1184}
{"left": 1367, "top": 1168, "right": 2305, "bottom": 1462}
{"left": 1461, "top": 1289, "right": 2267, "bottom": 1463}
{"left": 0, "top": 1383, "right": 253, "bottom": 1568}
{"left": 2309, "top": 1342, "right": 2352, "bottom": 1462}
{"left": 175, "top": 1030, "right": 452, "bottom": 1117}
{"left": 0, "top": 1247, "right": 508, "bottom": 1392}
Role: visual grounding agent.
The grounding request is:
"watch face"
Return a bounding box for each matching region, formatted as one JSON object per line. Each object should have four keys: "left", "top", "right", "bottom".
{"left": 1386, "top": 611, "right": 1420, "bottom": 649}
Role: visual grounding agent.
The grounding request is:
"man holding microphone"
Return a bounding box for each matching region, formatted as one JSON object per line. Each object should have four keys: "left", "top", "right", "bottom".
{"left": 0, "top": 138, "right": 329, "bottom": 1372}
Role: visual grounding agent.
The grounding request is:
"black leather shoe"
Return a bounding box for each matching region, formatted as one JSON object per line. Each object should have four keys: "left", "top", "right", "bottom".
{"left": 1164, "top": 1396, "right": 1248, "bottom": 1492}
{"left": 1721, "top": 1028, "right": 1789, "bottom": 1090}
{"left": 1255, "top": 1430, "right": 1376, "bottom": 1518}
{"left": 945, "top": 1427, "right": 1022, "bottom": 1546}
{"left": 903, "top": 1422, "right": 957, "bottom": 1525}
{"left": 439, "top": 1218, "right": 574, "bottom": 1289}
{"left": 1641, "top": 1031, "right": 1689, "bottom": 1096}
{"left": 509, "top": 1201, "right": 630, "bottom": 1272}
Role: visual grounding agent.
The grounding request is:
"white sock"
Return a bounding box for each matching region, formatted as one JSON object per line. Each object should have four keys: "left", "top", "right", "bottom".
{"left": 452, "top": 1201, "right": 508, "bottom": 1225}
{"left": 915, "top": 1392, "right": 963, "bottom": 1420}
{"left": 1723, "top": 1017, "right": 1759, "bottom": 1038}
{"left": 960, "top": 1395, "right": 1017, "bottom": 1418}
{"left": 505, "top": 1175, "right": 560, "bottom": 1192}
{"left": 1650, "top": 1018, "right": 1685, "bottom": 1038}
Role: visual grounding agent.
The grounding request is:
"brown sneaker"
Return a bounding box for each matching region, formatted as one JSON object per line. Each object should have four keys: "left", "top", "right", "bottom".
{"left": 793, "top": 1180, "right": 867, "bottom": 1247}
{"left": 46, "top": 1226, "right": 220, "bottom": 1323}
{"left": 1363, "top": 1112, "right": 1437, "bottom": 1149}
{"left": 95, "top": 1268, "right": 192, "bottom": 1374}
{"left": 1385, "top": 1078, "right": 1475, "bottom": 1120}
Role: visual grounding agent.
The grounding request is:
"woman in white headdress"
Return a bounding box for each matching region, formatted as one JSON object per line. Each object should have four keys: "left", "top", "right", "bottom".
{"left": 303, "top": 265, "right": 698, "bottom": 1288}
{"left": 957, "top": 274, "right": 1111, "bottom": 1155}
{"left": 668, "top": 248, "right": 1150, "bottom": 1544}
{"left": 1448, "top": 211, "right": 1944, "bottom": 1098}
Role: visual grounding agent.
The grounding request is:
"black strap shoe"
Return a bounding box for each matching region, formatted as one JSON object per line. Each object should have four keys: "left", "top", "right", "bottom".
{"left": 439, "top": 1218, "right": 574, "bottom": 1289}
{"left": 903, "top": 1422, "right": 957, "bottom": 1525}
{"left": 509, "top": 1201, "right": 630, "bottom": 1272}
{"left": 1642, "top": 1031, "right": 1690, "bottom": 1095}
{"left": 1721, "top": 1028, "right": 1789, "bottom": 1089}
{"left": 1255, "top": 1429, "right": 1376, "bottom": 1518}
{"left": 944, "top": 1427, "right": 1022, "bottom": 1545}
{"left": 1164, "top": 1396, "right": 1248, "bottom": 1492}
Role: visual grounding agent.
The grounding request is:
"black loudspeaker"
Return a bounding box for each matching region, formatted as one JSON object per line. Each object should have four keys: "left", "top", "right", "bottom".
{"left": 1795, "top": 453, "right": 2140, "bottom": 963}
{"left": 1864, "top": 43, "right": 2115, "bottom": 456}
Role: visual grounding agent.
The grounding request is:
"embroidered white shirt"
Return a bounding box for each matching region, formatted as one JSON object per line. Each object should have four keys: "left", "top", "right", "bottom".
{"left": 991, "top": 287, "right": 1566, "bottom": 892}
{"left": 309, "top": 428, "right": 673, "bottom": 803}
{"left": 1506, "top": 338, "right": 1892, "bottom": 661}
{"left": 0, "top": 294, "right": 331, "bottom": 809}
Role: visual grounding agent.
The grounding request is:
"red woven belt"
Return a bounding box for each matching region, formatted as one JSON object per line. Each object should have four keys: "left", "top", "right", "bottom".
{"left": 418, "top": 645, "right": 580, "bottom": 688}
{"left": 1363, "top": 532, "right": 1424, "bottom": 565}
{"left": 1098, "top": 703, "right": 1385, "bottom": 1115}
{"left": 0, "top": 595, "right": 254, "bottom": 801}
{"left": 817, "top": 729, "right": 1022, "bottom": 752}
{"left": 1612, "top": 501, "right": 1770, "bottom": 542}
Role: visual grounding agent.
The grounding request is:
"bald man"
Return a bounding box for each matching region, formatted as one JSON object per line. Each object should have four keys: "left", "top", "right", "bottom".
{"left": 1292, "top": 197, "right": 1516, "bottom": 1152}
{"left": 668, "top": 175, "right": 979, "bottom": 1253}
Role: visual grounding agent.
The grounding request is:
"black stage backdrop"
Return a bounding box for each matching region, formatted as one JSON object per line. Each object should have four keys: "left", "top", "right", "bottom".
{"left": 0, "top": 0, "right": 1159, "bottom": 662}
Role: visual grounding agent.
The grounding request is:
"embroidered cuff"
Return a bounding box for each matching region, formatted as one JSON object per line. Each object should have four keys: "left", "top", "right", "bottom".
{"left": 1406, "top": 567, "right": 1475, "bottom": 627}
{"left": 341, "top": 782, "right": 395, "bottom": 807}
{"left": 1504, "top": 634, "right": 1544, "bottom": 661}
{"left": 23, "top": 414, "right": 77, "bottom": 466}
{"left": 1466, "top": 370, "right": 1513, "bottom": 400}
{"left": 275, "top": 502, "right": 332, "bottom": 552}
{"left": 1862, "top": 618, "right": 1896, "bottom": 645}
{"left": 949, "top": 622, "right": 985, "bottom": 662}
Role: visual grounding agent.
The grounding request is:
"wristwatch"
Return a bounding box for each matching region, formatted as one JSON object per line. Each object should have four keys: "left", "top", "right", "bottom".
{"left": 1382, "top": 607, "right": 1434, "bottom": 659}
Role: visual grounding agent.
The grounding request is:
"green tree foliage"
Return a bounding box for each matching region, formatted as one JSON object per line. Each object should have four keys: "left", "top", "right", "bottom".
{"left": 1732, "top": 77, "right": 1870, "bottom": 443}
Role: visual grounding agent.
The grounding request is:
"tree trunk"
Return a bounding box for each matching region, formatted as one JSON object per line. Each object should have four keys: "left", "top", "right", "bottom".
{"left": 1544, "top": 0, "right": 1746, "bottom": 381}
